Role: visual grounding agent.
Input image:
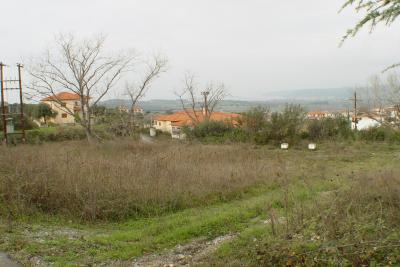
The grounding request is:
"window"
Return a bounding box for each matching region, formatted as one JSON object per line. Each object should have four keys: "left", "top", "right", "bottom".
{"left": 158, "top": 122, "right": 161, "bottom": 126}
{"left": 61, "top": 102, "right": 67, "bottom": 107}
{"left": 62, "top": 113, "right": 68, "bottom": 118}
{"left": 75, "top": 101, "right": 79, "bottom": 106}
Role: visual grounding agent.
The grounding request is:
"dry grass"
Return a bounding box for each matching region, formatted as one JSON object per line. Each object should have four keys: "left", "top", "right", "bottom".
{"left": 1, "top": 140, "right": 399, "bottom": 265}
{"left": 208, "top": 169, "right": 400, "bottom": 266}
{"left": 0, "top": 140, "right": 285, "bottom": 220}
{"left": 1, "top": 140, "right": 395, "bottom": 222}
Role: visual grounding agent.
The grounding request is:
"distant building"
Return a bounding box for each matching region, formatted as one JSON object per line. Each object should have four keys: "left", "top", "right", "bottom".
{"left": 132, "top": 106, "right": 144, "bottom": 114}
{"left": 118, "top": 105, "right": 129, "bottom": 113}
{"left": 307, "top": 111, "right": 333, "bottom": 120}
{"left": 41, "top": 92, "right": 86, "bottom": 124}
{"left": 118, "top": 105, "right": 144, "bottom": 114}
{"left": 153, "top": 110, "right": 241, "bottom": 139}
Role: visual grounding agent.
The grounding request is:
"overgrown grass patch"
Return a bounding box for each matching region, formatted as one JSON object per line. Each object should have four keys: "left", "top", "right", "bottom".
{"left": 2, "top": 140, "right": 387, "bottom": 221}
{"left": 204, "top": 169, "right": 400, "bottom": 267}
{"left": 0, "top": 141, "right": 399, "bottom": 265}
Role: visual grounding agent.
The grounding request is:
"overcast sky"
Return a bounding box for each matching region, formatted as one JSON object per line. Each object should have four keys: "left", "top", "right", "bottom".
{"left": 1, "top": 0, "right": 400, "bottom": 100}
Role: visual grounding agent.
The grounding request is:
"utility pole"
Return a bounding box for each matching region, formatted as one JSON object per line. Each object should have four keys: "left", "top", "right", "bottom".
{"left": 350, "top": 91, "right": 361, "bottom": 131}
{"left": 0, "top": 63, "right": 26, "bottom": 144}
{"left": 0, "top": 63, "right": 7, "bottom": 144}
{"left": 201, "top": 91, "right": 210, "bottom": 118}
{"left": 17, "top": 63, "right": 26, "bottom": 142}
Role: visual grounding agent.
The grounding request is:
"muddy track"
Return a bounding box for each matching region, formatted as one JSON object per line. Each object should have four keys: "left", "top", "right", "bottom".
{"left": 0, "top": 252, "right": 22, "bottom": 267}
{"left": 131, "top": 234, "right": 236, "bottom": 267}
{"left": 95, "top": 234, "right": 236, "bottom": 267}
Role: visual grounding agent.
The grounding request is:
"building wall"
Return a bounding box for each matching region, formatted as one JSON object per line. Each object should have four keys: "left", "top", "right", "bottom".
{"left": 133, "top": 107, "right": 144, "bottom": 114}
{"left": 352, "top": 117, "right": 381, "bottom": 130}
{"left": 154, "top": 120, "right": 172, "bottom": 133}
{"left": 43, "top": 100, "right": 80, "bottom": 124}
{"left": 171, "top": 126, "right": 186, "bottom": 139}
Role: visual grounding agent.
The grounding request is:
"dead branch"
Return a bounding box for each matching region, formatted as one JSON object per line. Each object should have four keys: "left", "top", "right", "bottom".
{"left": 176, "top": 73, "right": 228, "bottom": 126}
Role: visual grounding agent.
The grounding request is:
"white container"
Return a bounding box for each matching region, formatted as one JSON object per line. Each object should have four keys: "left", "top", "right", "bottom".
{"left": 308, "top": 143, "right": 317, "bottom": 150}
{"left": 280, "top": 143, "right": 289, "bottom": 150}
{"left": 149, "top": 127, "right": 156, "bottom": 137}
{"left": 6, "top": 118, "right": 14, "bottom": 134}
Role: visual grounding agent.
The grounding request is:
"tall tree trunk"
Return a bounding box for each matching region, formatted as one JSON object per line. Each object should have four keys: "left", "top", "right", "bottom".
{"left": 79, "top": 97, "right": 92, "bottom": 141}
{"left": 84, "top": 125, "right": 93, "bottom": 142}
{"left": 129, "top": 107, "right": 135, "bottom": 135}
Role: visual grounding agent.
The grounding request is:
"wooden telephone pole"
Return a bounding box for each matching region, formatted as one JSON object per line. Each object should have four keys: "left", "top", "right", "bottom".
{"left": 350, "top": 91, "right": 362, "bottom": 131}
{"left": 201, "top": 91, "right": 210, "bottom": 117}
{"left": 0, "top": 63, "right": 7, "bottom": 143}
{"left": 0, "top": 62, "right": 26, "bottom": 144}
{"left": 17, "top": 64, "right": 26, "bottom": 141}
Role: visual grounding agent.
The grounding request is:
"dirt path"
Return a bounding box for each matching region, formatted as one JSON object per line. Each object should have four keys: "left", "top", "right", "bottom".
{"left": 0, "top": 252, "right": 22, "bottom": 267}
{"left": 128, "top": 234, "right": 236, "bottom": 267}
{"left": 131, "top": 234, "right": 236, "bottom": 267}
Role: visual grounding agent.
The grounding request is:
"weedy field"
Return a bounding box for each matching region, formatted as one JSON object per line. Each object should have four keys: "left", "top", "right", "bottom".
{"left": 0, "top": 140, "right": 399, "bottom": 266}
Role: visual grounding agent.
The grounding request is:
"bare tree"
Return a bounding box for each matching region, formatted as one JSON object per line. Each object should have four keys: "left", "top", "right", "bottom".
{"left": 176, "top": 73, "right": 228, "bottom": 125}
{"left": 125, "top": 55, "right": 168, "bottom": 132}
{"left": 369, "top": 76, "right": 386, "bottom": 118}
{"left": 28, "top": 33, "right": 134, "bottom": 140}
{"left": 362, "top": 72, "right": 400, "bottom": 128}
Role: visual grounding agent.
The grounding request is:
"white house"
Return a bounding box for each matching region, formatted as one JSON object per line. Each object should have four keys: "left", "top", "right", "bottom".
{"left": 352, "top": 116, "right": 381, "bottom": 130}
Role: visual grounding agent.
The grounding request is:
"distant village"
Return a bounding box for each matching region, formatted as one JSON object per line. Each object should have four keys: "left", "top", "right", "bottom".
{"left": 30, "top": 91, "right": 399, "bottom": 140}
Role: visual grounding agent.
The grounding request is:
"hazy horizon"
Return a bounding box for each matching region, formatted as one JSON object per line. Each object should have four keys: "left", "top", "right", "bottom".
{"left": 2, "top": 0, "right": 400, "bottom": 101}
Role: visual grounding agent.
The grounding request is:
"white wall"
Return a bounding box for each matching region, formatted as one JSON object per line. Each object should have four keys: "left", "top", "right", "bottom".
{"left": 154, "top": 120, "right": 172, "bottom": 134}
{"left": 43, "top": 100, "right": 78, "bottom": 124}
{"left": 352, "top": 117, "right": 381, "bottom": 130}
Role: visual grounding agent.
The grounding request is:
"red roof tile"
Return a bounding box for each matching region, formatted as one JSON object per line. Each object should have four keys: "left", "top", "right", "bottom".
{"left": 42, "top": 92, "right": 81, "bottom": 101}
{"left": 155, "top": 110, "right": 241, "bottom": 127}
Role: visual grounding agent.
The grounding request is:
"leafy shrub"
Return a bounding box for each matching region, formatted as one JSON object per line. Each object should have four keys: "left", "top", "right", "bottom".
{"left": 0, "top": 115, "right": 39, "bottom": 131}
{"left": 25, "top": 125, "right": 112, "bottom": 143}
{"left": 242, "top": 106, "right": 269, "bottom": 134}
{"left": 26, "top": 129, "right": 46, "bottom": 143}
{"left": 254, "top": 104, "right": 306, "bottom": 145}
{"left": 183, "top": 120, "right": 250, "bottom": 144}
{"left": 192, "top": 120, "right": 234, "bottom": 138}
{"left": 55, "top": 126, "right": 87, "bottom": 141}
{"left": 307, "top": 116, "right": 353, "bottom": 140}
{"left": 225, "top": 128, "right": 250, "bottom": 143}
{"left": 358, "top": 127, "right": 400, "bottom": 143}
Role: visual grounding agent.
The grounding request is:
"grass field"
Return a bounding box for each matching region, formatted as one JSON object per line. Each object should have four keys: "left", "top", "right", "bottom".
{"left": 0, "top": 140, "right": 399, "bottom": 266}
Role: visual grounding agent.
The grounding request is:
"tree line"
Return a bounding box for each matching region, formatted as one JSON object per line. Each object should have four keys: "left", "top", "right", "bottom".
{"left": 184, "top": 104, "right": 400, "bottom": 144}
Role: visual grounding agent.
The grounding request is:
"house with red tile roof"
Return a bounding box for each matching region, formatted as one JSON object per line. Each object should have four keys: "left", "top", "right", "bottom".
{"left": 153, "top": 110, "right": 241, "bottom": 138}
{"left": 307, "top": 111, "right": 333, "bottom": 120}
{"left": 41, "top": 92, "right": 86, "bottom": 124}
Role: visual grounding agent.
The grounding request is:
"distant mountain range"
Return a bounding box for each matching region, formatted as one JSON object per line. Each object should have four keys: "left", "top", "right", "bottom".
{"left": 264, "top": 88, "right": 353, "bottom": 100}
{"left": 100, "top": 88, "right": 354, "bottom": 113}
